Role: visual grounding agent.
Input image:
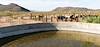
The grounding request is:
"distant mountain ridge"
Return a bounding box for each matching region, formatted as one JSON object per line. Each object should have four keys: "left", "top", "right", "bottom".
{"left": 53, "top": 7, "right": 93, "bottom": 11}
{"left": 0, "top": 3, "right": 30, "bottom": 12}
{"left": 0, "top": 3, "right": 100, "bottom": 15}
{"left": 51, "top": 7, "right": 100, "bottom": 15}
{"left": 52, "top": 7, "right": 95, "bottom": 12}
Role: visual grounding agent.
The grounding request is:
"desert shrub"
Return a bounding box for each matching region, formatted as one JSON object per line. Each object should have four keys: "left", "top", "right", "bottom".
{"left": 82, "top": 16, "right": 100, "bottom": 23}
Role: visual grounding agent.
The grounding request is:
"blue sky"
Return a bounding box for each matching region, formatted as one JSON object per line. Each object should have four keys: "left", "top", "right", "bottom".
{"left": 0, "top": 0, "right": 100, "bottom": 11}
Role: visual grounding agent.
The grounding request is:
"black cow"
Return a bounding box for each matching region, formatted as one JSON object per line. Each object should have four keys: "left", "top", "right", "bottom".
{"left": 57, "top": 16, "right": 65, "bottom": 21}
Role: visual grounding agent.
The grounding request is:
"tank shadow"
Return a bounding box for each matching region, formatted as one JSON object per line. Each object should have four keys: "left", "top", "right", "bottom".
{"left": 0, "top": 23, "right": 58, "bottom": 46}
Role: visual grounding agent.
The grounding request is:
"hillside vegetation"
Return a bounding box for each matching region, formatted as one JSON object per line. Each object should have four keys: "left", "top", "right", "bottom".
{"left": 51, "top": 7, "right": 100, "bottom": 15}
{"left": 82, "top": 16, "right": 100, "bottom": 23}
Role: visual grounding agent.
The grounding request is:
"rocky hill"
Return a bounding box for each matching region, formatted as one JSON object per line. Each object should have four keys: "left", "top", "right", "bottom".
{"left": 53, "top": 7, "right": 93, "bottom": 11}
{"left": 0, "top": 3, "right": 30, "bottom": 12}
{"left": 51, "top": 7, "right": 100, "bottom": 15}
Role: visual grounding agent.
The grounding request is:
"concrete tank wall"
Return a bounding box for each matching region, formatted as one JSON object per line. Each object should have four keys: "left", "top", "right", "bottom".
{"left": 0, "top": 22, "right": 100, "bottom": 38}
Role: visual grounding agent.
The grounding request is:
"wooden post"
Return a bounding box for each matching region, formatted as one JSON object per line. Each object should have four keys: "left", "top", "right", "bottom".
{"left": 51, "top": 16, "right": 53, "bottom": 22}
{"left": 57, "top": 16, "right": 59, "bottom": 22}
{"left": 38, "top": 15, "right": 39, "bottom": 21}
{"left": 46, "top": 15, "right": 47, "bottom": 22}
{"left": 35, "top": 16, "right": 36, "bottom": 21}
{"left": 30, "top": 13, "right": 32, "bottom": 20}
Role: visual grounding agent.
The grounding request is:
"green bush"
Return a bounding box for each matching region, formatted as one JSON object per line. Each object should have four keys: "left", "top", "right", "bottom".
{"left": 82, "top": 16, "right": 100, "bottom": 23}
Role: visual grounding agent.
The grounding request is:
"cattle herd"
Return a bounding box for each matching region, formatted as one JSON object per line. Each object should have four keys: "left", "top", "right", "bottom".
{"left": 56, "top": 15, "right": 85, "bottom": 22}
{"left": 34, "top": 14, "right": 94, "bottom": 22}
